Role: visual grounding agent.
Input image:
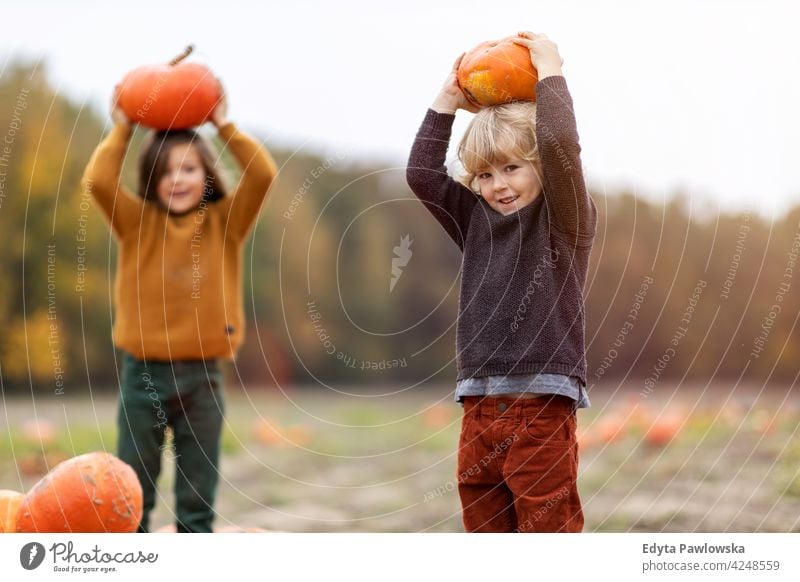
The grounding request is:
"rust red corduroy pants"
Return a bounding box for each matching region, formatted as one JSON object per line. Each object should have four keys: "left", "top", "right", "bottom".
{"left": 457, "top": 395, "right": 584, "bottom": 533}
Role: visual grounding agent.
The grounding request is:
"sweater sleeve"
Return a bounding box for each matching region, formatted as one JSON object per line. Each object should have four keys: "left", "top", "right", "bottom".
{"left": 80, "top": 123, "right": 143, "bottom": 238}
{"left": 217, "top": 122, "right": 278, "bottom": 239}
{"left": 406, "top": 109, "right": 477, "bottom": 250}
{"left": 535, "top": 76, "right": 596, "bottom": 245}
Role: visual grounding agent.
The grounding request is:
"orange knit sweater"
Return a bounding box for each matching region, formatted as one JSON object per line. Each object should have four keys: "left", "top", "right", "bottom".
{"left": 81, "top": 122, "right": 277, "bottom": 361}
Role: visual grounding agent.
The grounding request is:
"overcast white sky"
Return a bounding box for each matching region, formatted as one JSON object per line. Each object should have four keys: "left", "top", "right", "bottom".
{"left": 2, "top": 0, "right": 799, "bottom": 217}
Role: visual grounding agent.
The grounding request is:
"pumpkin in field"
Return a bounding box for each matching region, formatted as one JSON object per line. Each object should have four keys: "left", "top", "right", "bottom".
{"left": 17, "top": 454, "right": 47, "bottom": 478}
{"left": 457, "top": 36, "right": 538, "bottom": 107}
{"left": 252, "top": 418, "right": 285, "bottom": 446}
{"left": 644, "top": 416, "right": 682, "bottom": 447}
{"left": 16, "top": 451, "right": 71, "bottom": 478}
{"left": 594, "top": 414, "right": 626, "bottom": 445}
{"left": 15, "top": 452, "right": 143, "bottom": 533}
{"left": 422, "top": 404, "right": 452, "bottom": 429}
{"left": 117, "top": 45, "right": 220, "bottom": 130}
{"left": 0, "top": 490, "right": 24, "bottom": 533}
{"left": 252, "top": 418, "right": 314, "bottom": 448}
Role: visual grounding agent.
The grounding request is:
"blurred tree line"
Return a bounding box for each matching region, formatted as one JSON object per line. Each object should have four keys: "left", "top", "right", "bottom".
{"left": 1, "top": 62, "right": 798, "bottom": 395}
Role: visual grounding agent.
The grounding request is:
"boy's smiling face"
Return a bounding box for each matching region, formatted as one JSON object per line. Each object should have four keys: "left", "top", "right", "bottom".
{"left": 476, "top": 158, "right": 542, "bottom": 216}
{"left": 156, "top": 143, "right": 207, "bottom": 214}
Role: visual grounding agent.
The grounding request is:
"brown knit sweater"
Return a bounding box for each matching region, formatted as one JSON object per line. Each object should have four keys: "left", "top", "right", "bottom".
{"left": 406, "top": 75, "right": 596, "bottom": 384}
{"left": 82, "top": 122, "right": 277, "bottom": 361}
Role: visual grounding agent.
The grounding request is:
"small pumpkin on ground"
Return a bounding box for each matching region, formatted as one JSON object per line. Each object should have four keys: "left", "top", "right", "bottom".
{"left": 0, "top": 490, "right": 24, "bottom": 533}
{"left": 15, "top": 452, "right": 143, "bottom": 533}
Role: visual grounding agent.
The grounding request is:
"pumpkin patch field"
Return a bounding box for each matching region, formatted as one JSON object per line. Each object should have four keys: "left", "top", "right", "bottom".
{"left": 1, "top": 383, "right": 798, "bottom": 532}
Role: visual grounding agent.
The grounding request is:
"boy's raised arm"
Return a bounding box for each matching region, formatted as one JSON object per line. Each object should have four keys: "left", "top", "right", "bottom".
{"left": 406, "top": 55, "right": 479, "bottom": 250}
{"left": 515, "top": 32, "right": 596, "bottom": 244}
{"left": 216, "top": 122, "right": 278, "bottom": 239}
{"left": 211, "top": 84, "right": 278, "bottom": 239}
{"left": 81, "top": 120, "right": 143, "bottom": 238}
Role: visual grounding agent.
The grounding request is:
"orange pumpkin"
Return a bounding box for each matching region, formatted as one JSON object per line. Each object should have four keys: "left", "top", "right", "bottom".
{"left": 117, "top": 45, "right": 220, "bottom": 130}
{"left": 17, "top": 454, "right": 48, "bottom": 477}
{"left": 457, "top": 36, "right": 538, "bottom": 107}
{"left": 644, "top": 416, "right": 682, "bottom": 447}
{"left": 594, "top": 415, "right": 626, "bottom": 444}
{"left": 252, "top": 418, "right": 285, "bottom": 446}
{"left": 15, "top": 452, "right": 143, "bottom": 533}
{"left": 0, "top": 490, "right": 24, "bottom": 533}
{"left": 422, "top": 404, "right": 452, "bottom": 429}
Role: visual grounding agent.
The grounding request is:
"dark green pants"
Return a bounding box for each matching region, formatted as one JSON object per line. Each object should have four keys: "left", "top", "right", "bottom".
{"left": 118, "top": 351, "right": 224, "bottom": 533}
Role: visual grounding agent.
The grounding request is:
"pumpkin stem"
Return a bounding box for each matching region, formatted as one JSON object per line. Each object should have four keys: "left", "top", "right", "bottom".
{"left": 169, "top": 45, "right": 194, "bottom": 67}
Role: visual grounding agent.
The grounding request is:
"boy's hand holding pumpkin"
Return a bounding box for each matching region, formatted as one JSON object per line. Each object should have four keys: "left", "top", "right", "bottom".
{"left": 513, "top": 32, "right": 563, "bottom": 80}
{"left": 110, "top": 85, "right": 131, "bottom": 128}
{"left": 210, "top": 79, "right": 229, "bottom": 128}
{"left": 432, "top": 54, "right": 480, "bottom": 115}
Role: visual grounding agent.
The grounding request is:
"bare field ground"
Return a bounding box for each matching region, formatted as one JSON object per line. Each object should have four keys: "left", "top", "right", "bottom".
{"left": 2, "top": 381, "right": 799, "bottom": 532}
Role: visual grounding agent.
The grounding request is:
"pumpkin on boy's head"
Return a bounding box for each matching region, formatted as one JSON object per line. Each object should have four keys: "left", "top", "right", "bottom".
{"left": 457, "top": 36, "right": 538, "bottom": 107}
{"left": 117, "top": 45, "right": 220, "bottom": 130}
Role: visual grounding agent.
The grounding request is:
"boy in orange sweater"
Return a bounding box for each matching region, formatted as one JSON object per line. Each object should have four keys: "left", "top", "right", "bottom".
{"left": 82, "top": 86, "right": 277, "bottom": 532}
